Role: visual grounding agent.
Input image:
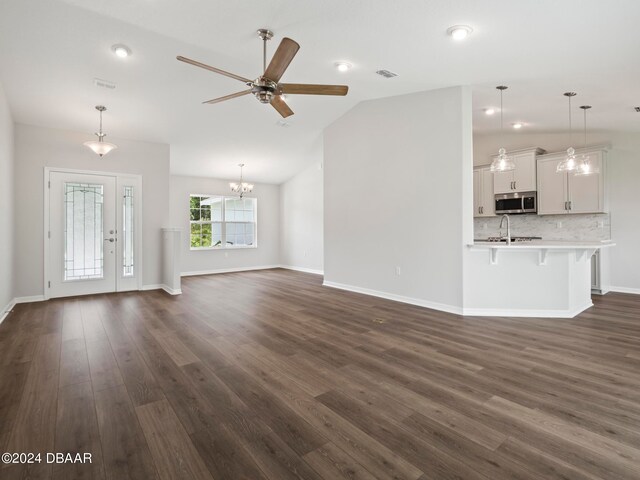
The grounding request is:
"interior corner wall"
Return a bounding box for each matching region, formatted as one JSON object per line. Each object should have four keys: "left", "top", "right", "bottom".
{"left": 169, "top": 175, "right": 280, "bottom": 275}
{"left": 14, "top": 124, "right": 170, "bottom": 297}
{"left": 474, "top": 131, "right": 640, "bottom": 293}
{"left": 323, "top": 86, "right": 472, "bottom": 312}
{"left": 279, "top": 161, "right": 324, "bottom": 273}
{"left": 0, "top": 84, "right": 15, "bottom": 314}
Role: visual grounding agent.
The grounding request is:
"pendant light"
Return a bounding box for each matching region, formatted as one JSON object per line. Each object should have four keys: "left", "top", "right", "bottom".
{"left": 489, "top": 86, "right": 515, "bottom": 172}
{"left": 83, "top": 106, "right": 117, "bottom": 157}
{"left": 556, "top": 92, "right": 578, "bottom": 173}
{"left": 574, "top": 105, "right": 599, "bottom": 176}
{"left": 229, "top": 163, "right": 253, "bottom": 198}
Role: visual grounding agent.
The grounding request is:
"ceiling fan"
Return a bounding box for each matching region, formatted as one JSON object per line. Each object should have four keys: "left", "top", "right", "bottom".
{"left": 177, "top": 29, "right": 349, "bottom": 118}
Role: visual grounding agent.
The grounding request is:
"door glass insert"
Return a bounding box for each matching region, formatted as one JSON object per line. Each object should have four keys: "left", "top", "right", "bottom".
{"left": 123, "top": 186, "right": 134, "bottom": 277}
{"left": 64, "top": 182, "right": 104, "bottom": 280}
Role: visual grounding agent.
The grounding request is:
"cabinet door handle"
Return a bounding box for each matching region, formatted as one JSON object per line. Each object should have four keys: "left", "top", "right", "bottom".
{"left": 514, "top": 181, "right": 517, "bottom": 190}
{"left": 481, "top": 206, "right": 484, "bottom": 214}
{"left": 568, "top": 201, "right": 572, "bottom": 211}
{"left": 564, "top": 201, "right": 567, "bottom": 210}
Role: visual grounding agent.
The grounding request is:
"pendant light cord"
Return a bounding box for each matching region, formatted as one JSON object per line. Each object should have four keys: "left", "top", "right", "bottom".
{"left": 568, "top": 94, "right": 572, "bottom": 145}
{"left": 583, "top": 108, "right": 587, "bottom": 147}
{"left": 500, "top": 88, "right": 504, "bottom": 134}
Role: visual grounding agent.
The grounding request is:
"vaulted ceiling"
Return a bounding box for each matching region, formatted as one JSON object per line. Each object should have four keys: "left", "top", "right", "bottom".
{"left": 1, "top": 0, "right": 638, "bottom": 182}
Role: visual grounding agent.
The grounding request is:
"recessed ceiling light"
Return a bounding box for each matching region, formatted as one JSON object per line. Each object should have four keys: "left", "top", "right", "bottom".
{"left": 334, "top": 62, "right": 352, "bottom": 72}
{"left": 447, "top": 25, "right": 473, "bottom": 41}
{"left": 512, "top": 122, "right": 524, "bottom": 129}
{"left": 111, "top": 44, "right": 132, "bottom": 58}
{"left": 484, "top": 108, "right": 495, "bottom": 115}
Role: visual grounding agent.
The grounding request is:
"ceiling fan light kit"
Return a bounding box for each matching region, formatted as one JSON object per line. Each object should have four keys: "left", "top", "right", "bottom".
{"left": 83, "top": 105, "right": 117, "bottom": 158}
{"left": 177, "top": 28, "right": 349, "bottom": 118}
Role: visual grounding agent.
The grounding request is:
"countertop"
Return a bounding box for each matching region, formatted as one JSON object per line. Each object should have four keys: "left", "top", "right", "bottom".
{"left": 469, "top": 239, "right": 615, "bottom": 250}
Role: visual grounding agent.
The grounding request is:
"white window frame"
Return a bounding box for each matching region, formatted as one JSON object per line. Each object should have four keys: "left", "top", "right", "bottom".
{"left": 189, "top": 194, "right": 258, "bottom": 250}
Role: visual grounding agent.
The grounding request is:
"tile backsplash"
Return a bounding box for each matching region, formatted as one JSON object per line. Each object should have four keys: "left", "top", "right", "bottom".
{"left": 474, "top": 213, "right": 611, "bottom": 241}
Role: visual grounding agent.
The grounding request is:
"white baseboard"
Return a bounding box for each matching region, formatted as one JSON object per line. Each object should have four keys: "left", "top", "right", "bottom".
{"left": 322, "top": 280, "right": 463, "bottom": 315}
{"left": 181, "top": 265, "right": 280, "bottom": 277}
{"left": 15, "top": 295, "right": 46, "bottom": 303}
{"left": 609, "top": 286, "right": 640, "bottom": 295}
{"left": 461, "top": 302, "right": 593, "bottom": 318}
{"left": 141, "top": 284, "right": 182, "bottom": 295}
{"left": 279, "top": 265, "right": 324, "bottom": 275}
{"left": 1, "top": 298, "right": 17, "bottom": 324}
{"left": 162, "top": 286, "right": 182, "bottom": 295}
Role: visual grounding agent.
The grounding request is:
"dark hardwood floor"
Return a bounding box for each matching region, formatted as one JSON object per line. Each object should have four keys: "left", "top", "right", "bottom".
{"left": 1, "top": 268, "right": 640, "bottom": 479}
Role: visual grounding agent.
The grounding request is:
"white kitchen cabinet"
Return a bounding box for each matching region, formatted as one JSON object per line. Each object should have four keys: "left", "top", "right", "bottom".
{"left": 537, "top": 149, "right": 606, "bottom": 215}
{"left": 492, "top": 148, "right": 545, "bottom": 194}
{"left": 473, "top": 167, "right": 495, "bottom": 217}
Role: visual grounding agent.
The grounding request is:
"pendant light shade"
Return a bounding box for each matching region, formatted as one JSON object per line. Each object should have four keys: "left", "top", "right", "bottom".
{"left": 556, "top": 92, "right": 578, "bottom": 173}
{"left": 230, "top": 164, "right": 253, "bottom": 198}
{"left": 574, "top": 105, "right": 599, "bottom": 176}
{"left": 489, "top": 86, "right": 515, "bottom": 173}
{"left": 84, "top": 106, "right": 117, "bottom": 157}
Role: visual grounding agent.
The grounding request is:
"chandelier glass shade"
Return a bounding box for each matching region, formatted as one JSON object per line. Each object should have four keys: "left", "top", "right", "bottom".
{"left": 83, "top": 106, "right": 117, "bottom": 158}
{"left": 230, "top": 164, "right": 253, "bottom": 198}
{"left": 489, "top": 86, "right": 515, "bottom": 173}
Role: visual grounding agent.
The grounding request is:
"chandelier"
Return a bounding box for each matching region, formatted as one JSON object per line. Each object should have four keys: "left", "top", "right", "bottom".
{"left": 230, "top": 164, "right": 253, "bottom": 198}
{"left": 83, "top": 105, "right": 117, "bottom": 157}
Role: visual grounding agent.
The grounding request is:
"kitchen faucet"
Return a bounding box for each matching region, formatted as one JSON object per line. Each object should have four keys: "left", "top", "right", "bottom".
{"left": 499, "top": 214, "right": 511, "bottom": 245}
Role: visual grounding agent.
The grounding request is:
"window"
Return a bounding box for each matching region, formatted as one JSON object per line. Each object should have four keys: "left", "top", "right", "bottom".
{"left": 190, "top": 194, "right": 257, "bottom": 249}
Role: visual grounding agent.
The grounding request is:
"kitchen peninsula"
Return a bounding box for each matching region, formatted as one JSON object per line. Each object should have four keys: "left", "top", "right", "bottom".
{"left": 465, "top": 239, "right": 615, "bottom": 317}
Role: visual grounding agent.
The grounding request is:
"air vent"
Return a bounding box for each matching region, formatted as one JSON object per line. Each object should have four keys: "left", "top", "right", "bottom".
{"left": 93, "top": 78, "right": 116, "bottom": 90}
{"left": 375, "top": 69, "right": 398, "bottom": 79}
{"left": 635, "top": 106, "right": 640, "bottom": 112}
{"left": 276, "top": 120, "right": 291, "bottom": 128}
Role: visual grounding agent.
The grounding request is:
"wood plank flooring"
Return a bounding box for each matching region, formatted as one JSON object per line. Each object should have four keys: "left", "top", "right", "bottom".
{"left": 1, "top": 268, "right": 640, "bottom": 479}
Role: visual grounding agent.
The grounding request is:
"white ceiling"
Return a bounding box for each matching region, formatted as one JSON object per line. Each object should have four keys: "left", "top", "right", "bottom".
{"left": 1, "top": 0, "right": 639, "bottom": 183}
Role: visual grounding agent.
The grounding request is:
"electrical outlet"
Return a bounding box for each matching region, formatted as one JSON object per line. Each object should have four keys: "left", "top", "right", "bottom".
{"left": 556, "top": 221, "right": 563, "bottom": 229}
{"left": 598, "top": 221, "right": 604, "bottom": 228}
{"left": 303, "top": 250, "right": 307, "bottom": 257}
{"left": 224, "top": 252, "right": 229, "bottom": 258}
{"left": 395, "top": 266, "right": 401, "bottom": 276}
{"left": 482, "top": 223, "right": 488, "bottom": 230}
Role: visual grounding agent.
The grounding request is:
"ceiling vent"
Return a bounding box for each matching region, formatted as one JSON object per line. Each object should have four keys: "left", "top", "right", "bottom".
{"left": 635, "top": 106, "right": 640, "bottom": 112}
{"left": 93, "top": 78, "right": 116, "bottom": 90}
{"left": 375, "top": 69, "right": 398, "bottom": 79}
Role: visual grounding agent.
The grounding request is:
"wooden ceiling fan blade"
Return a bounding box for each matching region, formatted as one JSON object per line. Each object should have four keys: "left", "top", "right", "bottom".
{"left": 270, "top": 95, "right": 294, "bottom": 118}
{"left": 203, "top": 90, "right": 252, "bottom": 105}
{"left": 263, "top": 38, "right": 300, "bottom": 83}
{"left": 177, "top": 56, "right": 251, "bottom": 83}
{"left": 280, "top": 83, "right": 349, "bottom": 96}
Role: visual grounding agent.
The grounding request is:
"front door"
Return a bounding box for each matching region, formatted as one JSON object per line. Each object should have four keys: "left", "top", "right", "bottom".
{"left": 48, "top": 170, "right": 141, "bottom": 298}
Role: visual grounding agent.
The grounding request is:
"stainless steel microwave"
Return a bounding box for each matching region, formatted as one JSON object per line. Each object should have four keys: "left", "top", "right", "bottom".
{"left": 495, "top": 191, "right": 537, "bottom": 214}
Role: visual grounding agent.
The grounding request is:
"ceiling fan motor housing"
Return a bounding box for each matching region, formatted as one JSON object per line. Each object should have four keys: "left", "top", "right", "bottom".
{"left": 251, "top": 77, "right": 277, "bottom": 103}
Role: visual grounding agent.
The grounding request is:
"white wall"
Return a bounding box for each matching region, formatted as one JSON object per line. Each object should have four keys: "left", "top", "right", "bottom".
{"left": 170, "top": 175, "right": 280, "bottom": 275}
{"left": 279, "top": 161, "right": 324, "bottom": 273}
{"left": 0, "top": 84, "right": 14, "bottom": 315}
{"left": 324, "top": 86, "right": 473, "bottom": 312}
{"left": 474, "top": 131, "right": 640, "bottom": 292}
{"left": 14, "top": 124, "right": 170, "bottom": 297}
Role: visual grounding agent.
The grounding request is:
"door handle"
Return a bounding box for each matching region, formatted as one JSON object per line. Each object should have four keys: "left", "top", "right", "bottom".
{"left": 105, "top": 238, "right": 116, "bottom": 243}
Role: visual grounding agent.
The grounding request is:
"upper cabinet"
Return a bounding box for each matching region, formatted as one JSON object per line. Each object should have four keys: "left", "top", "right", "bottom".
{"left": 473, "top": 167, "right": 495, "bottom": 217}
{"left": 492, "top": 148, "right": 545, "bottom": 194}
{"left": 537, "top": 148, "right": 606, "bottom": 215}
